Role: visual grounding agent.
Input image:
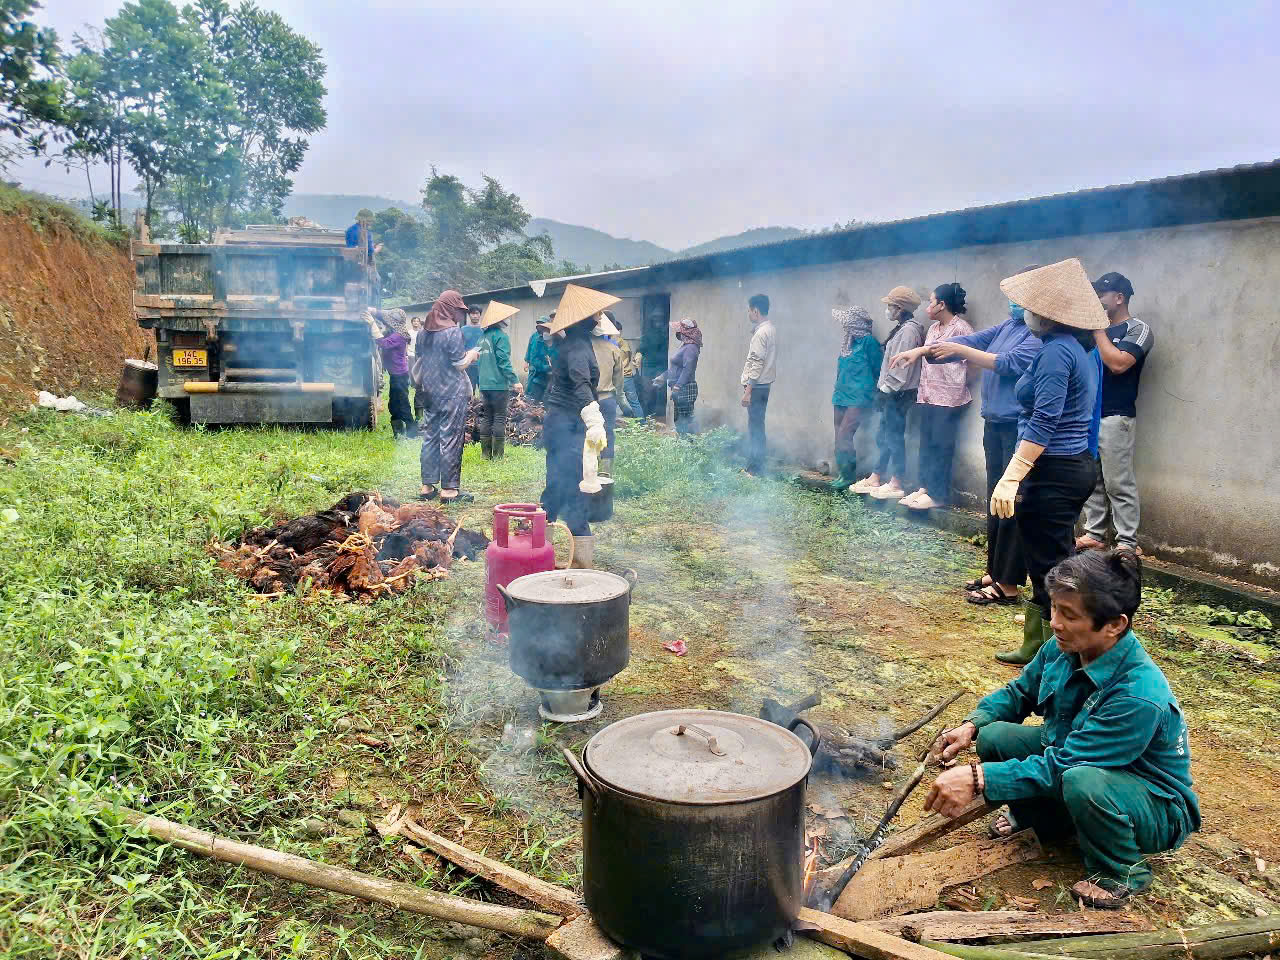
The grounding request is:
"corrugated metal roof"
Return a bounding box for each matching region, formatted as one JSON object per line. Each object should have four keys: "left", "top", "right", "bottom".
{"left": 448, "top": 158, "right": 1280, "bottom": 303}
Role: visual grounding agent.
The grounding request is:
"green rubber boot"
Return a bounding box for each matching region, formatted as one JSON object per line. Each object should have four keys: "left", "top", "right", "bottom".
{"left": 996, "top": 601, "right": 1048, "bottom": 666}
{"left": 830, "top": 455, "right": 857, "bottom": 492}
{"left": 479, "top": 435, "right": 493, "bottom": 460}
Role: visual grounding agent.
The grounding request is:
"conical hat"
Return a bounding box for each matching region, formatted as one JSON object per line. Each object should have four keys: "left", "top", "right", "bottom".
{"left": 999, "top": 259, "right": 1109, "bottom": 331}
{"left": 593, "top": 315, "right": 619, "bottom": 337}
{"left": 480, "top": 300, "right": 520, "bottom": 329}
{"left": 550, "top": 284, "right": 620, "bottom": 334}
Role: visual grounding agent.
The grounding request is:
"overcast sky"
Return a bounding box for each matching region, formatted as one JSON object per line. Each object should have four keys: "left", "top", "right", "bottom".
{"left": 14, "top": 0, "right": 1280, "bottom": 249}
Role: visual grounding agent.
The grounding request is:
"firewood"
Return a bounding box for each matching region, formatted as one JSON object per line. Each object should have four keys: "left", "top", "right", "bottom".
{"left": 974, "top": 914, "right": 1280, "bottom": 960}
{"left": 796, "top": 908, "right": 960, "bottom": 960}
{"left": 864, "top": 910, "right": 1151, "bottom": 943}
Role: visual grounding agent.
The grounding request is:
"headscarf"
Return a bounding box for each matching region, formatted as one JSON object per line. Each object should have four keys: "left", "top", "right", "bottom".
{"left": 377, "top": 308, "right": 411, "bottom": 336}
{"left": 425, "top": 290, "right": 466, "bottom": 332}
{"left": 833, "top": 306, "right": 873, "bottom": 357}
{"left": 672, "top": 317, "right": 703, "bottom": 348}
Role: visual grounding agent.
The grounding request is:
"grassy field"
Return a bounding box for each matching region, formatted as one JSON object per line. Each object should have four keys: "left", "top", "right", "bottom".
{"left": 2, "top": 404, "right": 1277, "bottom": 959}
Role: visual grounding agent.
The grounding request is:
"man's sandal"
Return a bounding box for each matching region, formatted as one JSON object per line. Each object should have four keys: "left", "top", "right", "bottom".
{"left": 963, "top": 576, "right": 992, "bottom": 592}
{"left": 967, "top": 584, "right": 1019, "bottom": 606}
{"left": 1072, "top": 877, "right": 1148, "bottom": 910}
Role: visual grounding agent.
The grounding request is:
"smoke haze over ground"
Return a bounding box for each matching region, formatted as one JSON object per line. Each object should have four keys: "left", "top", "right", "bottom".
{"left": 16, "top": 0, "right": 1280, "bottom": 249}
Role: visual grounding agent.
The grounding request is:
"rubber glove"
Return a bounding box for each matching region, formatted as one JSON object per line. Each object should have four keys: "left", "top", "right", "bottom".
{"left": 580, "top": 401, "right": 607, "bottom": 494}
{"left": 990, "top": 453, "right": 1036, "bottom": 519}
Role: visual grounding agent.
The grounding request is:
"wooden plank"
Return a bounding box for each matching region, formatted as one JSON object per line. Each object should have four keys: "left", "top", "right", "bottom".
{"left": 545, "top": 916, "right": 637, "bottom": 960}
{"left": 833, "top": 831, "right": 1043, "bottom": 921}
{"left": 1004, "top": 914, "right": 1280, "bottom": 960}
{"left": 399, "top": 820, "right": 585, "bottom": 918}
{"left": 818, "top": 800, "right": 995, "bottom": 889}
{"left": 797, "top": 907, "right": 960, "bottom": 960}
{"left": 863, "top": 910, "right": 1151, "bottom": 943}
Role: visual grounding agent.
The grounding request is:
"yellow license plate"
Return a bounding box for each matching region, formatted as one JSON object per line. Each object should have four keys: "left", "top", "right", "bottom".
{"left": 173, "top": 349, "right": 208, "bottom": 367}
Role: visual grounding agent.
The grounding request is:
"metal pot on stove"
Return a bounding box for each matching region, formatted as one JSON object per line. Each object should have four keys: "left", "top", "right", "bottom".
{"left": 563, "top": 709, "right": 820, "bottom": 960}
{"left": 497, "top": 568, "right": 635, "bottom": 721}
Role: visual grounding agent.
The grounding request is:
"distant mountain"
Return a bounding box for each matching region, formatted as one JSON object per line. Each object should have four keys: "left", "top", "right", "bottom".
{"left": 526, "top": 218, "right": 672, "bottom": 270}
{"left": 676, "top": 226, "right": 808, "bottom": 259}
{"left": 282, "top": 194, "right": 418, "bottom": 228}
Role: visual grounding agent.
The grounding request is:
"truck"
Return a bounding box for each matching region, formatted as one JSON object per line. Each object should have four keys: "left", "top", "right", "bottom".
{"left": 133, "top": 223, "right": 382, "bottom": 428}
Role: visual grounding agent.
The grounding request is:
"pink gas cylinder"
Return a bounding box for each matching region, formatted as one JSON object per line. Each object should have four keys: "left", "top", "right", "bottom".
{"left": 485, "top": 504, "right": 573, "bottom": 631}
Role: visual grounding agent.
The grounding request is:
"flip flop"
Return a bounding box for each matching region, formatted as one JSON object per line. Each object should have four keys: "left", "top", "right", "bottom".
{"left": 439, "top": 491, "right": 475, "bottom": 504}
{"left": 416, "top": 488, "right": 439, "bottom": 501}
{"left": 967, "top": 584, "right": 1019, "bottom": 606}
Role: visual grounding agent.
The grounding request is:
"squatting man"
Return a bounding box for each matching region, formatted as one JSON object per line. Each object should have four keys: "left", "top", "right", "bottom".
{"left": 922, "top": 549, "right": 1200, "bottom": 909}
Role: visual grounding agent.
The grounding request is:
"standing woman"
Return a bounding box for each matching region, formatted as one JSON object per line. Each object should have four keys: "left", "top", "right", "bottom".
{"left": 474, "top": 300, "right": 523, "bottom": 459}
{"left": 541, "top": 284, "right": 618, "bottom": 568}
{"left": 829, "top": 305, "right": 883, "bottom": 490}
{"left": 366, "top": 307, "right": 417, "bottom": 439}
{"left": 617, "top": 318, "right": 645, "bottom": 419}
{"left": 856, "top": 286, "right": 924, "bottom": 500}
{"left": 654, "top": 317, "right": 702, "bottom": 435}
{"left": 891, "top": 283, "right": 974, "bottom": 510}
{"left": 923, "top": 271, "right": 1042, "bottom": 605}
{"left": 408, "top": 315, "right": 425, "bottom": 425}
{"left": 414, "top": 290, "right": 478, "bottom": 504}
{"left": 990, "top": 259, "right": 1105, "bottom": 665}
{"left": 591, "top": 313, "right": 626, "bottom": 476}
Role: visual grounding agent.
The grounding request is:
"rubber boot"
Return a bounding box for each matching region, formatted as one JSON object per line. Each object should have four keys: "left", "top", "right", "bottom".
{"left": 391, "top": 419, "right": 403, "bottom": 439}
{"left": 570, "top": 536, "right": 594, "bottom": 569}
{"left": 830, "top": 455, "right": 857, "bottom": 492}
{"left": 480, "top": 434, "right": 493, "bottom": 460}
{"left": 599, "top": 457, "right": 613, "bottom": 478}
{"left": 996, "top": 602, "right": 1048, "bottom": 666}
{"left": 492, "top": 436, "right": 505, "bottom": 459}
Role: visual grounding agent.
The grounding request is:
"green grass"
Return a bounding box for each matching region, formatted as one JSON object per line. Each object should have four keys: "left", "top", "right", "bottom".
{"left": 0, "top": 186, "right": 127, "bottom": 249}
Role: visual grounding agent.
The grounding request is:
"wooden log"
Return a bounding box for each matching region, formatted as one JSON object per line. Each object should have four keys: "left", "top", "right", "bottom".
{"left": 1002, "top": 914, "right": 1280, "bottom": 960}
{"left": 817, "top": 799, "right": 995, "bottom": 888}
{"left": 107, "top": 805, "right": 561, "bottom": 940}
{"left": 796, "top": 907, "right": 962, "bottom": 960}
{"left": 833, "top": 831, "right": 1043, "bottom": 921}
{"left": 398, "top": 820, "right": 585, "bottom": 917}
{"left": 863, "top": 910, "right": 1151, "bottom": 943}
{"left": 545, "top": 916, "right": 638, "bottom": 960}
{"left": 916, "top": 944, "right": 1075, "bottom": 960}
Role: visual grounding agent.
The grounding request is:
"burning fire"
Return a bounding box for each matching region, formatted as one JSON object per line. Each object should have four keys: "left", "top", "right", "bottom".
{"left": 802, "top": 834, "right": 822, "bottom": 898}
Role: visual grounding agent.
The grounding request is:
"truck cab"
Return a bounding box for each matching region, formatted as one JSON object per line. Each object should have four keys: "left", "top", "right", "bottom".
{"left": 133, "top": 223, "right": 382, "bottom": 427}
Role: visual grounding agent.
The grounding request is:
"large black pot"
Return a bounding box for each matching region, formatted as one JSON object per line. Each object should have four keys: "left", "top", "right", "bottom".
{"left": 497, "top": 569, "right": 634, "bottom": 692}
{"left": 564, "top": 710, "right": 820, "bottom": 960}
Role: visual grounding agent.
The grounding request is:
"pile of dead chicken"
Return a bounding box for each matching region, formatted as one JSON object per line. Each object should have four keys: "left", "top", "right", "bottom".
{"left": 463, "top": 394, "right": 545, "bottom": 446}
{"left": 212, "top": 491, "right": 489, "bottom": 602}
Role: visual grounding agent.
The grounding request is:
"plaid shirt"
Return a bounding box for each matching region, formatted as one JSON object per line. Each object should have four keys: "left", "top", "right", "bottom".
{"left": 917, "top": 315, "right": 974, "bottom": 407}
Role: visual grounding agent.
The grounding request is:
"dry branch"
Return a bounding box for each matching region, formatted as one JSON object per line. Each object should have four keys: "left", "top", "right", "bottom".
{"left": 105, "top": 805, "right": 561, "bottom": 940}
{"left": 797, "top": 908, "right": 961, "bottom": 960}
{"left": 864, "top": 911, "right": 1150, "bottom": 943}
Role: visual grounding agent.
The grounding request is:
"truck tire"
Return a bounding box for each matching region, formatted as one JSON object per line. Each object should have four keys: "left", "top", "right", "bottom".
{"left": 336, "top": 396, "right": 378, "bottom": 430}
{"left": 169, "top": 398, "right": 192, "bottom": 426}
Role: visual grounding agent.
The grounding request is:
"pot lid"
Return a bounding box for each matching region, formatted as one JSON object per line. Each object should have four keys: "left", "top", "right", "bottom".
{"left": 505, "top": 569, "right": 629, "bottom": 604}
{"left": 584, "top": 709, "right": 812, "bottom": 804}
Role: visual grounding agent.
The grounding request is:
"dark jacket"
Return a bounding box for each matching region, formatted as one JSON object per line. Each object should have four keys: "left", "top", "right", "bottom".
{"left": 544, "top": 326, "right": 599, "bottom": 414}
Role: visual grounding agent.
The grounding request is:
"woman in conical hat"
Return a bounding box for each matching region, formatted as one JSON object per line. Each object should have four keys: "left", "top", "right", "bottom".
{"left": 473, "top": 301, "right": 523, "bottom": 460}
{"left": 539, "top": 285, "right": 620, "bottom": 568}
{"left": 986, "top": 258, "right": 1108, "bottom": 666}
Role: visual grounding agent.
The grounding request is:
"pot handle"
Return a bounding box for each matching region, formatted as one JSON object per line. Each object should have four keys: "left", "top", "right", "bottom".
{"left": 562, "top": 748, "right": 601, "bottom": 805}
{"left": 787, "top": 716, "right": 822, "bottom": 757}
{"left": 550, "top": 521, "right": 575, "bottom": 570}
{"left": 495, "top": 582, "right": 519, "bottom": 613}
{"left": 675, "top": 723, "right": 727, "bottom": 757}
{"left": 622, "top": 568, "right": 638, "bottom": 594}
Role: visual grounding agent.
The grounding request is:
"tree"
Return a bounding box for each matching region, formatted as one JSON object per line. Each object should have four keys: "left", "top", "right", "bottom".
{"left": 0, "top": 0, "right": 67, "bottom": 168}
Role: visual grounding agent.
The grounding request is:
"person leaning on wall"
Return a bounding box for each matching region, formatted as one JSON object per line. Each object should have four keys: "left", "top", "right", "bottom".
{"left": 828, "top": 302, "right": 882, "bottom": 491}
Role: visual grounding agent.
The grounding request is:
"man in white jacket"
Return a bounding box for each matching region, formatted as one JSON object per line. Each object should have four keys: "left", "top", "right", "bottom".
{"left": 740, "top": 293, "right": 776, "bottom": 476}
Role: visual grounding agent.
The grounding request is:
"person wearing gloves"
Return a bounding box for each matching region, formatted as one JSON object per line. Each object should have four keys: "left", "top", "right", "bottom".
{"left": 414, "top": 290, "right": 479, "bottom": 504}
{"left": 828, "top": 304, "right": 883, "bottom": 491}
{"left": 654, "top": 317, "right": 702, "bottom": 435}
{"left": 923, "top": 549, "right": 1199, "bottom": 909}
{"left": 540, "top": 284, "right": 618, "bottom": 568}
{"left": 917, "top": 275, "right": 1043, "bottom": 604}
{"left": 591, "top": 313, "right": 626, "bottom": 476}
{"left": 617, "top": 317, "right": 645, "bottom": 418}
{"left": 854, "top": 286, "right": 925, "bottom": 500}
{"left": 987, "top": 258, "right": 1104, "bottom": 665}
{"left": 366, "top": 307, "right": 417, "bottom": 439}
{"left": 524, "top": 317, "right": 555, "bottom": 402}
{"left": 474, "top": 300, "right": 523, "bottom": 459}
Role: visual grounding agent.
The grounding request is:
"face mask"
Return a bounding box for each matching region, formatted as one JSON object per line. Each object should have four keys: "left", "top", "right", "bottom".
{"left": 1024, "top": 310, "right": 1052, "bottom": 335}
{"left": 885, "top": 306, "right": 896, "bottom": 322}
{"left": 1008, "top": 300, "right": 1025, "bottom": 322}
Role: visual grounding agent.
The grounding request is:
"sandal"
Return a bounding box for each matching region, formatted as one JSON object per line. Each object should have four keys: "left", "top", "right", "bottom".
{"left": 964, "top": 576, "right": 992, "bottom": 592}
{"left": 1071, "top": 877, "right": 1147, "bottom": 910}
{"left": 967, "top": 584, "right": 1019, "bottom": 606}
{"left": 417, "top": 487, "right": 439, "bottom": 501}
{"left": 439, "top": 491, "right": 475, "bottom": 504}
{"left": 988, "top": 809, "right": 1019, "bottom": 839}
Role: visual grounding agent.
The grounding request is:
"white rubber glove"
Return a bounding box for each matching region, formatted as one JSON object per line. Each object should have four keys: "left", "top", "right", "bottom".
{"left": 990, "top": 453, "right": 1036, "bottom": 519}
{"left": 580, "top": 401, "right": 607, "bottom": 493}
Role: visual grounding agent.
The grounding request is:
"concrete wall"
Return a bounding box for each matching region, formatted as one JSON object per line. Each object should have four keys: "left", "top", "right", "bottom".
{"left": 481, "top": 217, "right": 1280, "bottom": 588}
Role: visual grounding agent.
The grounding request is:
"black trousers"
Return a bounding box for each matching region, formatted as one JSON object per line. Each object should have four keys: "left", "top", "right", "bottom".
{"left": 983, "top": 420, "right": 1026, "bottom": 587}
{"left": 540, "top": 407, "right": 591, "bottom": 536}
{"left": 874, "top": 389, "right": 915, "bottom": 478}
{"left": 476, "top": 389, "right": 509, "bottom": 438}
{"left": 1015, "top": 452, "right": 1098, "bottom": 612}
{"left": 918, "top": 402, "right": 968, "bottom": 500}
{"left": 747, "top": 384, "right": 771, "bottom": 472}
{"left": 388, "top": 373, "right": 414, "bottom": 430}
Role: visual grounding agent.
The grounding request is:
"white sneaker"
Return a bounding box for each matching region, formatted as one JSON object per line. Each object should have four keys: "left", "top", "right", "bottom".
{"left": 850, "top": 477, "right": 879, "bottom": 495}
{"left": 869, "top": 483, "right": 904, "bottom": 500}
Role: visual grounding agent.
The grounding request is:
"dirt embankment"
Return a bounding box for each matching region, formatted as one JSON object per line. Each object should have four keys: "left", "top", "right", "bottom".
{"left": 0, "top": 213, "right": 149, "bottom": 410}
